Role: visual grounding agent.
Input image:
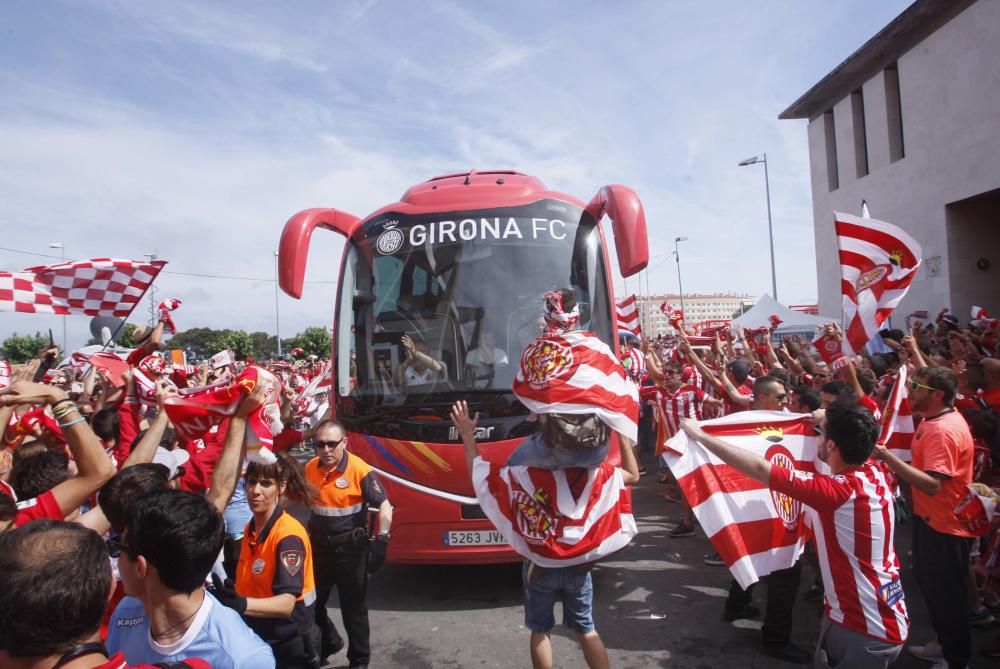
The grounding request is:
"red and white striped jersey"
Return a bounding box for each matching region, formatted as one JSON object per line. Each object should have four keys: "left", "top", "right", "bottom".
{"left": 770, "top": 462, "right": 909, "bottom": 644}
{"left": 621, "top": 348, "right": 645, "bottom": 383}
{"left": 640, "top": 384, "right": 708, "bottom": 439}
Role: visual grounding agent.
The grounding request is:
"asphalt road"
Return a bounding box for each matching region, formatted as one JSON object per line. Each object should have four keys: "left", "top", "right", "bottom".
{"left": 316, "top": 464, "right": 996, "bottom": 669}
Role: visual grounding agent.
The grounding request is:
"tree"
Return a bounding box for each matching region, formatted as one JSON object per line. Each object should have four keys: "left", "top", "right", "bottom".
{"left": 248, "top": 331, "right": 278, "bottom": 359}
{"left": 216, "top": 330, "right": 254, "bottom": 360}
{"left": 285, "top": 326, "right": 332, "bottom": 358}
{"left": 1, "top": 332, "right": 55, "bottom": 363}
{"left": 164, "top": 327, "right": 228, "bottom": 359}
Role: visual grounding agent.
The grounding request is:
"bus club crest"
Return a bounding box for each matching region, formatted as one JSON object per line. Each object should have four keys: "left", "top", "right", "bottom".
{"left": 375, "top": 220, "right": 404, "bottom": 255}
{"left": 512, "top": 488, "right": 556, "bottom": 544}
{"left": 765, "top": 444, "right": 803, "bottom": 531}
{"left": 520, "top": 337, "right": 574, "bottom": 390}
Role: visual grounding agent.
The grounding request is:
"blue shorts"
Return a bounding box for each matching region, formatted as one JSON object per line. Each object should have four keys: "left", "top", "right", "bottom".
{"left": 522, "top": 562, "right": 595, "bottom": 634}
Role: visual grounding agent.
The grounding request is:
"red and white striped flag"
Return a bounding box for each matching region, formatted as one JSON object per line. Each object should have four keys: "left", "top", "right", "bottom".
{"left": 616, "top": 295, "right": 641, "bottom": 336}
{"left": 0, "top": 258, "right": 166, "bottom": 317}
{"left": 472, "top": 458, "right": 637, "bottom": 567}
{"left": 878, "top": 366, "right": 914, "bottom": 462}
{"left": 836, "top": 212, "right": 922, "bottom": 355}
{"left": 513, "top": 331, "right": 639, "bottom": 441}
{"left": 663, "top": 411, "right": 819, "bottom": 588}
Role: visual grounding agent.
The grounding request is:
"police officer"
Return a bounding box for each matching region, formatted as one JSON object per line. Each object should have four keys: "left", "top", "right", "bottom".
{"left": 306, "top": 419, "right": 392, "bottom": 669}
{"left": 215, "top": 451, "right": 321, "bottom": 669}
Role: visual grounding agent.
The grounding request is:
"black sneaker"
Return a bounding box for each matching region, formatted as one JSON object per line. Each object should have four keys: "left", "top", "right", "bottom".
{"left": 723, "top": 603, "right": 760, "bottom": 622}
{"left": 762, "top": 642, "right": 811, "bottom": 664}
{"left": 669, "top": 523, "right": 695, "bottom": 538}
{"left": 703, "top": 551, "right": 725, "bottom": 566}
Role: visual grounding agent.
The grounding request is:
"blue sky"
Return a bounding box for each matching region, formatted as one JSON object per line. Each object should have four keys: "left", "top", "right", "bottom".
{"left": 0, "top": 0, "right": 912, "bottom": 351}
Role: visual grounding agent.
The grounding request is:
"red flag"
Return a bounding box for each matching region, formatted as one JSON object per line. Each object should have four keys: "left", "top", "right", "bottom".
{"left": 878, "top": 367, "right": 914, "bottom": 462}
{"left": 513, "top": 331, "right": 638, "bottom": 441}
{"left": 472, "top": 458, "right": 637, "bottom": 567}
{"left": 663, "top": 411, "right": 818, "bottom": 588}
{"left": 0, "top": 258, "right": 166, "bottom": 317}
{"left": 836, "top": 212, "right": 922, "bottom": 355}
{"left": 615, "top": 295, "right": 641, "bottom": 335}
{"left": 812, "top": 326, "right": 847, "bottom": 370}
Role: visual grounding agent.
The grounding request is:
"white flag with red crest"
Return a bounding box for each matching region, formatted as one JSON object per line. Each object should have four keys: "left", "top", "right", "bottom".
{"left": 663, "top": 411, "right": 819, "bottom": 588}
{"left": 836, "top": 212, "right": 921, "bottom": 355}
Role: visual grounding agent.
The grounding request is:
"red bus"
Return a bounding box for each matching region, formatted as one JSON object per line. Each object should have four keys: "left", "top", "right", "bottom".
{"left": 277, "top": 170, "right": 648, "bottom": 564}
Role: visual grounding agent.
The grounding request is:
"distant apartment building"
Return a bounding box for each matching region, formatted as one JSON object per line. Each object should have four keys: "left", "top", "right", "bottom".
{"left": 780, "top": 0, "right": 999, "bottom": 321}
{"left": 636, "top": 294, "right": 754, "bottom": 335}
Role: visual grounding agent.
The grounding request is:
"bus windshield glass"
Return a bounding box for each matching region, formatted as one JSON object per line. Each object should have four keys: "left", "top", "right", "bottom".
{"left": 337, "top": 199, "right": 613, "bottom": 408}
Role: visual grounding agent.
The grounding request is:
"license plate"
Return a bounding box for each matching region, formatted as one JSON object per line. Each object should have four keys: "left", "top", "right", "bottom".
{"left": 443, "top": 530, "right": 507, "bottom": 546}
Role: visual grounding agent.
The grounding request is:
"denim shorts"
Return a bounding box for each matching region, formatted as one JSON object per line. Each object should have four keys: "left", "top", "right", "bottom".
{"left": 522, "top": 561, "right": 595, "bottom": 634}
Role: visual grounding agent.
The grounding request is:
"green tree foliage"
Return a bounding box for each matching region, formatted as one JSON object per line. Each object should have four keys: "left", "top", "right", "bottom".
{"left": 284, "top": 326, "right": 332, "bottom": 358}
{"left": 248, "top": 331, "right": 278, "bottom": 359}
{"left": 1, "top": 331, "right": 55, "bottom": 363}
{"left": 216, "top": 330, "right": 254, "bottom": 360}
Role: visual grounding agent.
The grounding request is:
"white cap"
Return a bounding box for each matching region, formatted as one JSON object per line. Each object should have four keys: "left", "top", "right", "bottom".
{"left": 153, "top": 447, "right": 191, "bottom": 479}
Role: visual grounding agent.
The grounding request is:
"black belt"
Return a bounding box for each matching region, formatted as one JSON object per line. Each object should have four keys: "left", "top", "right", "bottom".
{"left": 311, "top": 526, "right": 367, "bottom": 548}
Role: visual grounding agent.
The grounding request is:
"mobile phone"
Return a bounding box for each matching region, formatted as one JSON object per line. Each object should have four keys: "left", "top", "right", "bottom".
{"left": 49, "top": 329, "right": 55, "bottom": 347}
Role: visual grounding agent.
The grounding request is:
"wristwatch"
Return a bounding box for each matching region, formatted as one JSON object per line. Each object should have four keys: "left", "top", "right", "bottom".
{"left": 377, "top": 530, "right": 391, "bottom": 541}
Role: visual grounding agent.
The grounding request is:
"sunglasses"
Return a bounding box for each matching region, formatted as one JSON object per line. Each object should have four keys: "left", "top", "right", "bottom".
{"left": 107, "top": 538, "right": 135, "bottom": 558}
{"left": 315, "top": 438, "right": 346, "bottom": 451}
{"left": 909, "top": 380, "right": 936, "bottom": 392}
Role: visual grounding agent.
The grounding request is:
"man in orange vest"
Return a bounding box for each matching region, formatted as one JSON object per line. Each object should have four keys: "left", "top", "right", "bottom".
{"left": 305, "top": 419, "right": 392, "bottom": 669}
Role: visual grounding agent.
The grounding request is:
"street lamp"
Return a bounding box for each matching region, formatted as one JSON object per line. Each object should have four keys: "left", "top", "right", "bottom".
{"left": 48, "top": 242, "right": 66, "bottom": 353}
{"left": 738, "top": 153, "right": 778, "bottom": 301}
{"left": 274, "top": 251, "right": 282, "bottom": 358}
{"left": 674, "top": 236, "right": 688, "bottom": 318}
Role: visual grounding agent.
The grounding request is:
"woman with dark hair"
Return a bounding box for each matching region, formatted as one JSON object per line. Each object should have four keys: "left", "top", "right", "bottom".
{"left": 219, "top": 452, "right": 321, "bottom": 668}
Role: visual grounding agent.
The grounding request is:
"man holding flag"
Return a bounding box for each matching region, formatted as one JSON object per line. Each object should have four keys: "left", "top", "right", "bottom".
{"left": 680, "top": 401, "right": 908, "bottom": 669}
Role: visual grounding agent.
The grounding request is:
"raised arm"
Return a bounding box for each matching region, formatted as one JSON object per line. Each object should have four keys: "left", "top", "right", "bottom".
{"left": 120, "top": 379, "right": 178, "bottom": 469}
{"left": 207, "top": 384, "right": 267, "bottom": 513}
{"left": 450, "top": 401, "right": 483, "bottom": 475}
{"left": 0, "top": 381, "right": 116, "bottom": 517}
{"left": 680, "top": 338, "right": 724, "bottom": 391}
{"left": 681, "top": 418, "right": 770, "bottom": 484}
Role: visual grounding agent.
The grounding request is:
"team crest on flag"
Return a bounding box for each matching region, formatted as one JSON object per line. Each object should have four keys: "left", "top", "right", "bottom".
{"left": 513, "top": 489, "right": 556, "bottom": 543}
{"left": 520, "top": 338, "right": 575, "bottom": 390}
{"left": 766, "top": 445, "right": 802, "bottom": 531}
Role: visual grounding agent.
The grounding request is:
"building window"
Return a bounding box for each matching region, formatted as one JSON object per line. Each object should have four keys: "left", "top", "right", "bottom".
{"left": 884, "top": 63, "right": 904, "bottom": 162}
{"left": 823, "top": 109, "right": 839, "bottom": 191}
{"left": 851, "top": 89, "right": 868, "bottom": 177}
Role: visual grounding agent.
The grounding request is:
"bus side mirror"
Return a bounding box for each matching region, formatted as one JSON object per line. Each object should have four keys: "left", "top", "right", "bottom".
{"left": 585, "top": 185, "right": 649, "bottom": 277}
{"left": 278, "top": 208, "right": 361, "bottom": 298}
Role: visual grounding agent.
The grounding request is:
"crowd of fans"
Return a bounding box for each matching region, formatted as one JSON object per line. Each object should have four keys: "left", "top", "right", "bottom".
{"left": 0, "top": 304, "right": 998, "bottom": 669}
{"left": 628, "top": 308, "right": 999, "bottom": 669}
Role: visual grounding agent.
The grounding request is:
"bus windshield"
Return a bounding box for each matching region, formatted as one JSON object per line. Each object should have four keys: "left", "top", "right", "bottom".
{"left": 336, "top": 199, "right": 613, "bottom": 416}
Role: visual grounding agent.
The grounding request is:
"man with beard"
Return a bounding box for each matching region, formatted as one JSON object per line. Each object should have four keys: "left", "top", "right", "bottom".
{"left": 874, "top": 366, "right": 974, "bottom": 669}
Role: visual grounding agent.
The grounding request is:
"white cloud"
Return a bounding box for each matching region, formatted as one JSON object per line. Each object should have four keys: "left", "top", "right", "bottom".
{"left": 1, "top": 0, "right": 914, "bottom": 350}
